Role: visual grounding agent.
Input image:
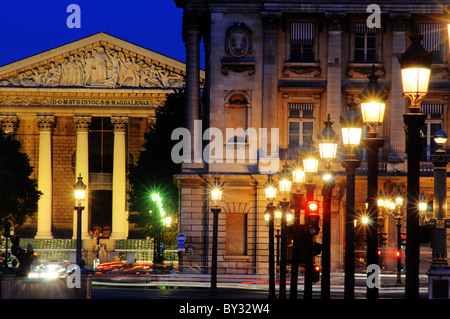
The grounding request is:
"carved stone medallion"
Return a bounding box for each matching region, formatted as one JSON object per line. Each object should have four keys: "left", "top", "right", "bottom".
{"left": 225, "top": 23, "right": 252, "bottom": 58}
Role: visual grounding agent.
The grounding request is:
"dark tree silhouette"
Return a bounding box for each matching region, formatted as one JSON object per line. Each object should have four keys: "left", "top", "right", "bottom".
{"left": 0, "top": 130, "right": 42, "bottom": 232}
{"left": 128, "top": 89, "right": 185, "bottom": 258}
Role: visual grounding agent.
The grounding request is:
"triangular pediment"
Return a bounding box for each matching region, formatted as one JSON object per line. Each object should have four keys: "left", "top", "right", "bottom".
{"left": 0, "top": 32, "right": 189, "bottom": 90}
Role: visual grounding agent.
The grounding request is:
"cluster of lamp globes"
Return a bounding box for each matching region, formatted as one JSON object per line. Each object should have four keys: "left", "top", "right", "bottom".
{"left": 73, "top": 175, "right": 174, "bottom": 226}
{"left": 151, "top": 193, "right": 172, "bottom": 227}
{"left": 359, "top": 196, "right": 405, "bottom": 226}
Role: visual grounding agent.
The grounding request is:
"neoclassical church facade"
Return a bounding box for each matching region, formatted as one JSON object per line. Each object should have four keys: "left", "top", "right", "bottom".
{"left": 175, "top": 0, "right": 450, "bottom": 274}
{"left": 0, "top": 32, "right": 188, "bottom": 240}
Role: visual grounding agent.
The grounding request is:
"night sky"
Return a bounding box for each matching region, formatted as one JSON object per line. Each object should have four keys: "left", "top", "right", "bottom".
{"left": 0, "top": 0, "right": 186, "bottom": 67}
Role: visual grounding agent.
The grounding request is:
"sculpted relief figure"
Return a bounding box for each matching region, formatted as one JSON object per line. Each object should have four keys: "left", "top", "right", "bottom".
{"left": 67, "top": 55, "right": 84, "bottom": 86}
{"left": 91, "top": 48, "right": 108, "bottom": 84}
{"left": 104, "top": 49, "right": 120, "bottom": 87}
{"left": 82, "top": 51, "right": 95, "bottom": 85}
{"left": 10, "top": 68, "right": 44, "bottom": 87}
{"left": 0, "top": 44, "right": 185, "bottom": 89}
{"left": 45, "top": 62, "right": 61, "bottom": 87}
{"left": 60, "top": 58, "right": 70, "bottom": 86}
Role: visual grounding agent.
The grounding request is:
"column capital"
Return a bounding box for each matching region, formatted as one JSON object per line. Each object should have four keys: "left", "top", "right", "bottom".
{"left": 325, "top": 11, "right": 346, "bottom": 32}
{"left": 261, "top": 11, "right": 281, "bottom": 30}
{"left": 74, "top": 115, "right": 92, "bottom": 132}
{"left": 0, "top": 114, "right": 18, "bottom": 134}
{"left": 111, "top": 116, "right": 128, "bottom": 132}
{"left": 36, "top": 115, "right": 55, "bottom": 132}
{"left": 182, "top": 10, "right": 206, "bottom": 43}
{"left": 390, "top": 12, "right": 410, "bottom": 32}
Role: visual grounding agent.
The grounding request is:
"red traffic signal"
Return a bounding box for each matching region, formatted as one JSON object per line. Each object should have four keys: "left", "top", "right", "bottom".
{"left": 312, "top": 265, "right": 320, "bottom": 282}
{"left": 396, "top": 250, "right": 402, "bottom": 258}
{"left": 379, "top": 232, "right": 388, "bottom": 247}
{"left": 305, "top": 200, "right": 320, "bottom": 235}
{"left": 400, "top": 233, "right": 406, "bottom": 248}
{"left": 307, "top": 200, "right": 319, "bottom": 212}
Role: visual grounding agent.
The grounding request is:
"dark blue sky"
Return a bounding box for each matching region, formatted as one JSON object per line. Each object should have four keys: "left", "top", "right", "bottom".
{"left": 0, "top": 0, "right": 187, "bottom": 67}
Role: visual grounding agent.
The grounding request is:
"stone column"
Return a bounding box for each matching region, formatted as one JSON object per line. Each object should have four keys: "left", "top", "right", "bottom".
{"left": 325, "top": 12, "right": 346, "bottom": 131}
{"left": 73, "top": 115, "right": 91, "bottom": 239}
{"left": 35, "top": 115, "right": 55, "bottom": 239}
{"left": 260, "top": 12, "right": 281, "bottom": 170}
{"left": 110, "top": 116, "right": 128, "bottom": 239}
{"left": 183, "top": 11, "right": 202, "bottom": 167}
{"left": 388, "top": 13, "right": 410, "bottom": 162}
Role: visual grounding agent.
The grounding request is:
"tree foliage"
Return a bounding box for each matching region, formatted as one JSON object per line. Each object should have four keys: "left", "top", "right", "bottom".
{"left": 0, "top": 131, "right": 42, "bottom": 231}
{"left": 128, "top": 89, "right": 185, "bottom": 246}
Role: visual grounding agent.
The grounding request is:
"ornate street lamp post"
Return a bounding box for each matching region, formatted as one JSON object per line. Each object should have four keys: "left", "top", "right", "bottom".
{"left": 340, "top": 100, "right": 363, "bottom": 299}
{"left": 289, "top": 157, "right": 305, "bottom": 299}
{"left": 377, "top": 192, "right": 406, "bottom": 285}
{"left": 429, "top": 130, "right": 449, "bottom": 268}
{"left": 398, "top": 33, "right": 433, "bottom": 299}
{"left": 74, "top": 173, "right": 86, "bottom": 263}
{"left": 426, "top": 129, "right": 450, "bottom": 298}
{"left": 302, "top": 142, "right": 319, "bottom": 299}
{"left": 360, "top": 66, "right": 387, "bottom": 299}
{"left": 264, "top": 174, "right": 277, "bottom": 299}
{"left": 209, "top": 177, "right": 223, "bottom": 298}
{"left": 278, "top": 163, "right": 292, "bottom": 299}
{"left": 393, "top": 195, "right": 406, "bottom": 285}
{"left": 151, "top": 193, "right": 168, "bottom": 263}
{"left": 317, "top": 114, "right": 339, "bottom": 299}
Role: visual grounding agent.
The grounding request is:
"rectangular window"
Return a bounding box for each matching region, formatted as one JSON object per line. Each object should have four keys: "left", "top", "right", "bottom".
{"left": 89, "top": 117, "right": 114, "bottom": 173}
{"left": 290, "top": 22, "right": 315, "bottom": 62}
{"left": 354, "top": 22, "right": 377, "bottom": 62}
{"left": 420, "top": 104, "right": 444, "bottom": 161}
{"left": 226, "top": 213, "right": 247, "bottom": 255}
{"left": 419, "top": 23, "right": 442, "bottom": 63}
{"left": 287, "top": 103, "right": 314, "bottom": 159}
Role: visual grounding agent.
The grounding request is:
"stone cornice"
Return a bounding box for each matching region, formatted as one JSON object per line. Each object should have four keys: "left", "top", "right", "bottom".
{"left": 204, "top": 1, "right": 445, "bottom": 14}
{"left": 0, "top": 87, "right": 170, "bottom": 110}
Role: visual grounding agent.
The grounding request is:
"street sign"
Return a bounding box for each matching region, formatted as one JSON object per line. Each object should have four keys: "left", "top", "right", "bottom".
{"left": 177, "top": 233, "right": 186, "bottom": 243}
{"left": 178, "top": 243, "right": 185, "bottom": 251}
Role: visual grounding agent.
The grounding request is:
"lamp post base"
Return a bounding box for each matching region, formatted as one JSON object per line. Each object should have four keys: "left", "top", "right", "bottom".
{"left": 404, "top": 112, "right": 426, "bottom": 300}
{"left": 210, "top": 207, "right": 221, "bottom": 298}
{"left": 427, "top": 267, "right": 450, "bottom": 299}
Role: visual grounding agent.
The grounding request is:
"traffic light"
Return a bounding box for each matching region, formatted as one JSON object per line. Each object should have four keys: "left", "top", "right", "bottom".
{"left": 312, "top": 242, "right": 323, "bottom": 256}
{"left": 305, "top": 200, "right": 320, "bottom": 235}
{"left": 355, "top": 234, "right": 367, "bottom": 246}
{"left": 400, "top": 233, "right": 406, "bottom": 248}
{"left": 395, "top": 250, "right": 402, "bottom": 259}
{"left": 379, "top": 232, "right": 388, "bottom": 247}
{"left": 312, "top": 265, "right": 320, "bottom": 283}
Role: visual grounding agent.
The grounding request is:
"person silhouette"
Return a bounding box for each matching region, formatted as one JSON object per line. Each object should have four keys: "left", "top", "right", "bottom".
{"left": 10, "top": 235, "right": 34, "bottom": 276}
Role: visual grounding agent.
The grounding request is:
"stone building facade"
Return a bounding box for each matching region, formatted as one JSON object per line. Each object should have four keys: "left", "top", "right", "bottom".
{"left": 175, "top": 0, "right": 450, "bottom": 274}
{"left": 0, "top": 32, "right": 189, "bottom": 240}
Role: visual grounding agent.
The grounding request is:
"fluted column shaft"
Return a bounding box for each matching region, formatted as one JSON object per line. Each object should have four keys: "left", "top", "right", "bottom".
{"left": 36, "top": 115, "right": 55, "bottom": 239}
